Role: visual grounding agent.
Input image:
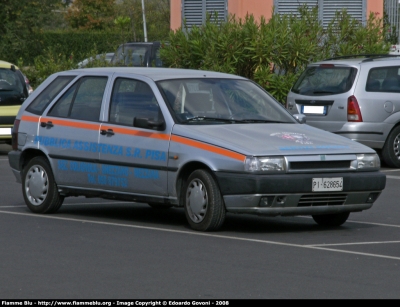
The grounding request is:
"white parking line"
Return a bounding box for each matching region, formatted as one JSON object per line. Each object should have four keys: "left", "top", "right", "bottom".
{"left": 307, "top": 240, "right": 400, "bottom": 247}
{"left": 299, "top": 215, "right": 400, "bottom": 228}
{"left": 0, "top": 201, "right": 135, "bottom": 208}
{"left": 1, "top": 209, "right": 399, "bottom": 261}
{"left": 3, "top": 204, "right": 400, "bottom": 229}
{"left": 386, "top": 175, "right": 400, "bottom": 180}
{"left": 345, "top": 220, "right": 400, "bottom": 228}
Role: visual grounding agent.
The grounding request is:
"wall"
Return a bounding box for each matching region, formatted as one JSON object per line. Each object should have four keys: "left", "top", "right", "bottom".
{"left": 170, "top": 0, "right": 182, "bottom": 31}
{"left": 170, "top": 0, "right": 384, "bottom": 31}
{"left": 227, "top": 0, "right": 274, "bottom": 22}
{"left": 366, "top": 0, "right": 384, "bottom": 18}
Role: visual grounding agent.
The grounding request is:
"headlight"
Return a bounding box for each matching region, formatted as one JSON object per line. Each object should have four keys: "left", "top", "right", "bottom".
{"left": 351, "top": 154, "right": 380, "bottom": 170}
{"left": 245, "top": 156, "right": 285, "bottom": 172}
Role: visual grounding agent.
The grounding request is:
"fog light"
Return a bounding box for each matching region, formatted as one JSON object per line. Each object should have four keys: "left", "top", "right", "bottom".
{"left": 260, "top": 196, "right": 275, "bottom": 207}
{"left": 276, "top": 196, "right": 287, "bottom": 205}
{"left": 366, "top": 192, "right": 380, "bottom": 203}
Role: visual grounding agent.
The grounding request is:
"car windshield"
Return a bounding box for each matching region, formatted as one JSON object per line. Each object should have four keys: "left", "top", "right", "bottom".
{"left": 113, "top": 45, "right": 151, "bottom": 66}
{"left": 157, "top": 78, "right": 296, "bottom": 124}
{"left": 291, "top": 65, "right": 357, "bottom": 96}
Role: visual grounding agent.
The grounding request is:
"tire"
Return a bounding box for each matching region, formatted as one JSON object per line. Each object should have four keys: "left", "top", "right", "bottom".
{"left": 148, "top": 203, "right": 172, "bottom": 209}
{"left": 312, "top": 212, "right": 350, "bottom": 227}
{"left": 183, "top": 169, "right": 225, "bottom": 231}
{"left": 22, "top": 156, "right": 64, "bottom": 213}
{"left": 382, "top": 126, "right": 400, "bottom": 167}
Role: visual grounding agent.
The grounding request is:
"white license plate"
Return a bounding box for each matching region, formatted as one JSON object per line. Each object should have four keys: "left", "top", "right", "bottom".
{"left": 312, "top": 177, "right": 343, "bottom": 192}
{"left": 0, "top": 128, "right": 12, "bottom": 135}
{"left": 302, "top": 105, "right": 326, "bottom": 115}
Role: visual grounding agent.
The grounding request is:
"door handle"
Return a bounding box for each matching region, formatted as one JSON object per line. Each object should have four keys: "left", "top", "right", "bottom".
{"left": 40, "top": 121, "right": 53, "bottom": 128}
{"left": 100, "top": 129, "right": 115, "bottom": 136}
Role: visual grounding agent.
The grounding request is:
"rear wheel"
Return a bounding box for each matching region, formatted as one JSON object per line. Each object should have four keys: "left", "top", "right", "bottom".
{"left": 22, "top": 156, "right": 64, "bottom": 213}
{"left": 382, "top": 126, "right": 400, "bottom": 167}
{"left": 312, "top": 212, "right": 350, "bottom": 227}
{"left": 183, "top": 169, "right": 225, "bottom": 231}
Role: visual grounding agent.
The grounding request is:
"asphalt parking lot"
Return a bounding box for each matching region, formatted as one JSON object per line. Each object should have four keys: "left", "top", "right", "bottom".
{"left": 0, "top": 143, "right": 399, "bottom": 299}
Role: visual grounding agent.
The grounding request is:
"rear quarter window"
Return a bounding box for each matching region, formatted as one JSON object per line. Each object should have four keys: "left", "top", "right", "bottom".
{"left": 26, "top": 76, "right": 76, "bottom": 115}
{"left": 366, "top": 66, "right": 400, "bottom": 92}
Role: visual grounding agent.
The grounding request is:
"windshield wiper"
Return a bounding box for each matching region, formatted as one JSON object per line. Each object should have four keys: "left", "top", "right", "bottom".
{"left": 181, "top": 116, "right": 236, "bottom": 124}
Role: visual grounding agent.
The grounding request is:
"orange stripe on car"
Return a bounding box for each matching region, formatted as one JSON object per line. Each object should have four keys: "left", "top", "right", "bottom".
{"left": 171, "top": 135, "right": 246, "bottom": 161}
{"left": 102, "top": 125, "right": 170, "bottom": 140}
{"left": 21, "top": 115, "right": 40, "bottom": 122}
{"left": 21, "top": 115, "right": 245, "bottom": 161}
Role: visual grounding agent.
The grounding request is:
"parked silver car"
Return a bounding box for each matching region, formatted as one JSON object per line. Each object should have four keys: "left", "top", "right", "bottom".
{"left": 287, "top": 55, "right": 400, "bottom": 167}
{"left": 8, "top": 67, "right": 385, "bottom": 231}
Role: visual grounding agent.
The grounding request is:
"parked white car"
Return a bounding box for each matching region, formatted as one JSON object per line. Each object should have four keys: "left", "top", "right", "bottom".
{"left": 8, "top": 67, "right": 386, "bottom": 231}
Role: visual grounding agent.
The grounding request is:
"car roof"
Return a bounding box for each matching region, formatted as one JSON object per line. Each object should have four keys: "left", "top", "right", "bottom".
{"left": 310, "top": 55, "right": 400, "bottom": 66}
{"left": 69, "top": 67, "right": 246, "bottom": 81}
{"left": 0, "top": 60, "right": 19, "bottom": 70}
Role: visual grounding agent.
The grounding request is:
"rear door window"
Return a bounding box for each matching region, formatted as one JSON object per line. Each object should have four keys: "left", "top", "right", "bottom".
{"left": 48, "top": 76, "right": 107, "bottom": 121}
{"left": 292, "top": 65, "right": 357, "bottom": 96}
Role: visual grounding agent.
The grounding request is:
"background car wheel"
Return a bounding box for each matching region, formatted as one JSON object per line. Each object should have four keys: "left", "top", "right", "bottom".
{"left": 183, "top": 169, "right": 225, "bottom": 231}
{"left": 312, "top": 212, "right": 350, "bottom": 227}
{"left": 382, "top": 125, "right": 400, "bottom": 167}
{"left": 22, "top": 156, "right": 64, "bottom": 213}
{"left": 148, "top": 203, "right": 172, "bottom": 209}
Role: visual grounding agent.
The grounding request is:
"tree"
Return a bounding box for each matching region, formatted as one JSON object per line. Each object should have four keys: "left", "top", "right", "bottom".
{"left": 115, "top": 0, "right": 170, "bottom": 41}
{"left": 65, "top": 0, "right": 117, "bottom": 30}
{"left": 0, "top": 0, "right": 61, "bottom": 63}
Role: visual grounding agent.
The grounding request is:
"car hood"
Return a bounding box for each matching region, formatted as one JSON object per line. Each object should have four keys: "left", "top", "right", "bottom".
{"left": 171, "top": 123, "right": 375, "bottom": 156}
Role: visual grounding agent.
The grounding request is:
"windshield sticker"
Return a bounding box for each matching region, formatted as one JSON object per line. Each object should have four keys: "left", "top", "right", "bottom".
{"left": 271, "top": 132, "right": 313, "bottom": 145}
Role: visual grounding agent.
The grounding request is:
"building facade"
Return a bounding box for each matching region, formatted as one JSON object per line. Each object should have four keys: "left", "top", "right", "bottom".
{"left": 170, "top": 0, "right": 384, "bottom": 31}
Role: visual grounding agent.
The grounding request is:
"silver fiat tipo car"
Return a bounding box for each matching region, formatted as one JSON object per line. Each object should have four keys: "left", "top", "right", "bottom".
{"left": 8, "top": 67, "right": 385, "bottom": 231}
{"left": 287, "top": 55, "right": 400, "bottom": 168}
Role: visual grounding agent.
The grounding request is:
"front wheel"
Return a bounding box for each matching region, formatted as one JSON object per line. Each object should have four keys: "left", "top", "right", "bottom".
{"left": 22, "top": 156, "right": 64, "bottom": 213}
{"left": 312, "top": 212, "right": 350, "bottom": 227}
{"left": 183, "top": 169, "right": 225, "bottom": 231}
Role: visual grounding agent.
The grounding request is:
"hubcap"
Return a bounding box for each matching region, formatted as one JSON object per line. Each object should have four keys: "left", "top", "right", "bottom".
{"left": 186, "top": 178, "right": 208, "bottom": 223}
{"left": 25, "top": 165, "right": 48, "bottom": 206}
{"left": 394, "top": 133, "right": 400, "bottom": 160}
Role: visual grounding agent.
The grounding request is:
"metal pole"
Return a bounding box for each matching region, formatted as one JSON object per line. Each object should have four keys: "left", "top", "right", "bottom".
{"left": 141, "top": 0, "right": 148, "bottom": 42}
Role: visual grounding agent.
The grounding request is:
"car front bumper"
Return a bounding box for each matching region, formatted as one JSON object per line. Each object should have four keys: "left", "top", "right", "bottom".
{"left": 215, "top": 171, "right": 386, "bottom": 216}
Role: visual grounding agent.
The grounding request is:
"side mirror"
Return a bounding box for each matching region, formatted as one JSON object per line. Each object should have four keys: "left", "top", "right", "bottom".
{"left": 293, "top": 114, "right": 306, "bottom": 124}
{"left": 134, "top": 117, "right": 166, "bottom": 131}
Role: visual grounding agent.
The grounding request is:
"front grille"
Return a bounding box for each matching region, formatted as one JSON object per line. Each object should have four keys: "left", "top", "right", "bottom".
{"left": 298, "top": 194, "right": 347, "bottom": 207}
{"left": 290, "top": 161, "right": 351, "bottom": 170}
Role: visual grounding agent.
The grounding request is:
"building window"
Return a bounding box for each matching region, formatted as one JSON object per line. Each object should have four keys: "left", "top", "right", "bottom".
{"left": 182, "top": 0, "right": 227, "bottom": 30}
{"left": 274, "top": 0, "right": 365, "bottom": 27}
